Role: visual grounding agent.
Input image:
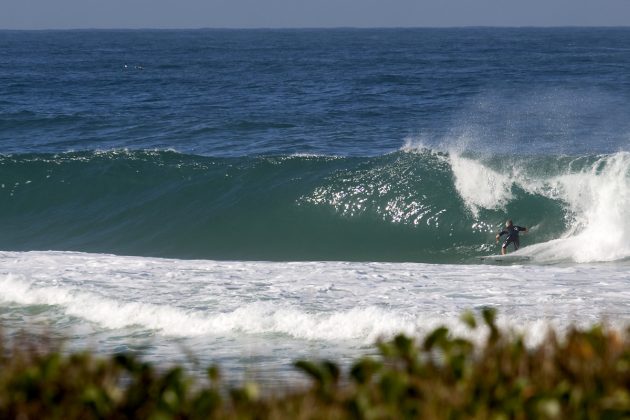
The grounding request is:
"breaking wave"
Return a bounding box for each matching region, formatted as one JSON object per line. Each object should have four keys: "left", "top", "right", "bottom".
{"left": 1, "top": 148, "right": 629, "bottom": 263}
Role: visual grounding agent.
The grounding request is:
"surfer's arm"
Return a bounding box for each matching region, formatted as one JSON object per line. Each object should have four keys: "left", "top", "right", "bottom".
{"left": 495, "top": 230, "right": 507, "bottom": 242}
{"left": 518, "top": 226, "right": 528, "bottom": 232}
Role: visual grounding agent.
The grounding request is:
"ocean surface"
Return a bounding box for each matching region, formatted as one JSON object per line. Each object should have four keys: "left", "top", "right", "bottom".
{"left": 1, "top": 28, "right": 629, "bottom": 382}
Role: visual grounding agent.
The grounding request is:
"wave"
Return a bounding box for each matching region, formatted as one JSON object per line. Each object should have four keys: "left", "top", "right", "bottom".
{"left": 0, "top": 273, "right": 417, "bottom": 342}
{"left": 1, "top": 148, "right": 629, "bottom": 263}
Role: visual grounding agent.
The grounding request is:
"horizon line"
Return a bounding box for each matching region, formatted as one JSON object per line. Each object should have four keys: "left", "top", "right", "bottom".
{"left": 1, "top": 24, "right": 630, "bottom": 31}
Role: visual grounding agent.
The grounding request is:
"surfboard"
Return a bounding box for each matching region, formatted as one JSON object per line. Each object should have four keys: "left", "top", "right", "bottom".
{"left": 478, "top": 254, "right": 531, "bottom": 263}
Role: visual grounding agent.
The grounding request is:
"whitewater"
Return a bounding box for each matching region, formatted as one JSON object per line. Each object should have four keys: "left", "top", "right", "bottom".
{"left": 1, "top": 250, "right": 628, "bottom": 382}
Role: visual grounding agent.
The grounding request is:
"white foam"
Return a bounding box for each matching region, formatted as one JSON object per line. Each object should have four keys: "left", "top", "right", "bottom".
{"left": 0, "top": 274, "right": 197, "bottom": 333}
{"left": 520, "top": 152, "right": 630, "bottom": 263}
{"left": 0, "top": 273, "right": 464, "bottom": 343}
{"left": 0, "top": 252, "right": 627, "bottom": 343}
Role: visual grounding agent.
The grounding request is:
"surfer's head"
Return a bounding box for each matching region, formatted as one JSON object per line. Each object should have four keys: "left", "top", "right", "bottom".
{"left": 506, "top": 219, "right": 513, "bottom": 227}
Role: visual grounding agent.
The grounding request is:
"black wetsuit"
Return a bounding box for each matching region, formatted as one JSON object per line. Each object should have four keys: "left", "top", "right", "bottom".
{"left": 498, "top": 225, "right": 527, "bottom": 250}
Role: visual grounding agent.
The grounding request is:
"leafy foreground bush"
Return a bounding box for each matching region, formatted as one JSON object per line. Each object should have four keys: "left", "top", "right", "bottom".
{"left": 1, "top": 309, "right": 629, "bottom": 419}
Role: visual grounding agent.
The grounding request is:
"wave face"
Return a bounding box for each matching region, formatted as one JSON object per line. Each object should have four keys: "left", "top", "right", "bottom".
{"left": 1, "top": 149, "right": 629, "bottom": 263}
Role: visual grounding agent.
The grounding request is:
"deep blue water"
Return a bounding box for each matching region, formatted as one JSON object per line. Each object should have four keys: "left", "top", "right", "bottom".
{"left": 2, "top": 28, "right": 630, "bottom": 156}
{"left": 1, "top": 28, "right": 630, "bottom": 262}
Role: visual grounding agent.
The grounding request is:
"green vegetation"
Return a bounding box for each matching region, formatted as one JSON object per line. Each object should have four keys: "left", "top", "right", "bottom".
{"left": 1, "top": 309, "right": 628, "bottom": 419}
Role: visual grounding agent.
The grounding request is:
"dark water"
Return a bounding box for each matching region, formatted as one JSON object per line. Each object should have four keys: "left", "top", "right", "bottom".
{"left": 2, "top": 28, "right": 630, "bottom": 262}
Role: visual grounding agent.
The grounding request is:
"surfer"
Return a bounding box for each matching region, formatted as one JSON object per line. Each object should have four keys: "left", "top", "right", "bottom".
{"left": 495, "top": 220, "right": 527, "bottom": 255}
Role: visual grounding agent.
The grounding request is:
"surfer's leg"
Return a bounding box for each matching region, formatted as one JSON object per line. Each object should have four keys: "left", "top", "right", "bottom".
{"left": 513, "top": 238, "right": 520, "bottom": 251}
{"left": 501, "top": 240, "right": 508, "bottom": 255}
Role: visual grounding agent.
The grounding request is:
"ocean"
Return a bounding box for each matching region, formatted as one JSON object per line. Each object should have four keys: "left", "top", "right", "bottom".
{"left": 1, "top": 28, "right": 629, "bottom": 382}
